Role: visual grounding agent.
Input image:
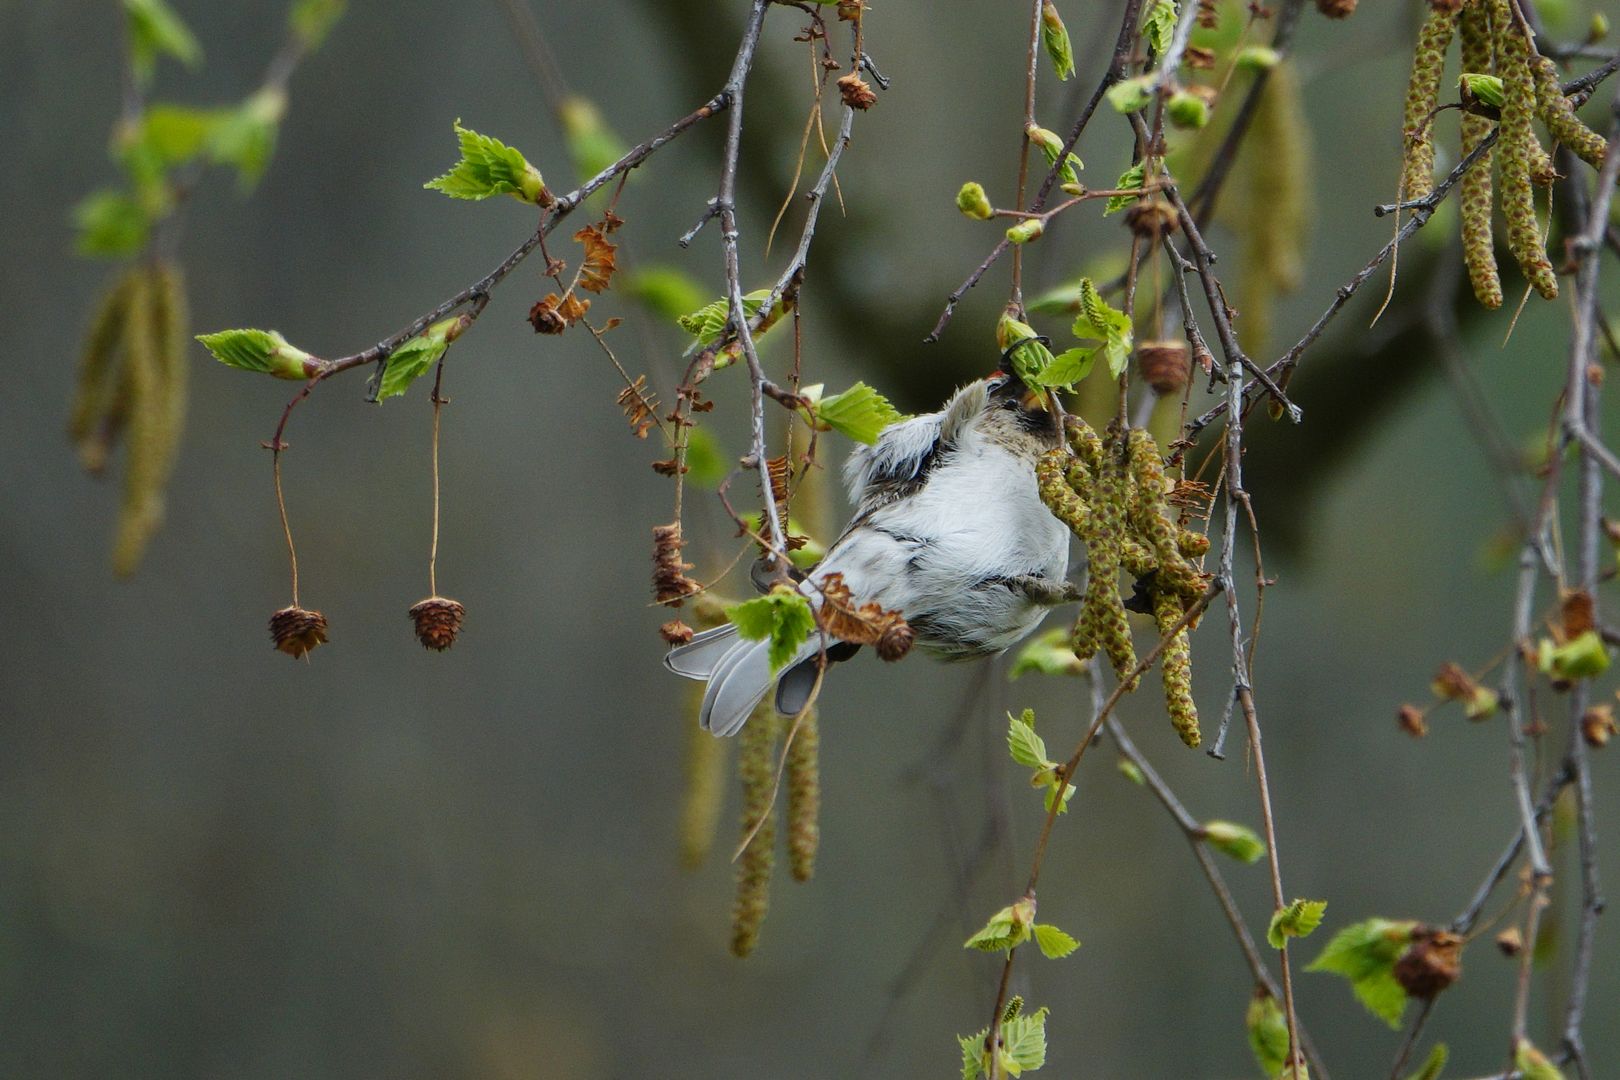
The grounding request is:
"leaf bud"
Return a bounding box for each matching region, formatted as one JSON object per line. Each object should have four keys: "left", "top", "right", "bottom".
{"left": 956, "top": 181, "right": 994, "bottom": 220}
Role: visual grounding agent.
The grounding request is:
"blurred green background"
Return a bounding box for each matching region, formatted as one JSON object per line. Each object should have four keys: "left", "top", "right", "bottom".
{"left": 4, "top": 1, "right": 1619, "bottom": 1077}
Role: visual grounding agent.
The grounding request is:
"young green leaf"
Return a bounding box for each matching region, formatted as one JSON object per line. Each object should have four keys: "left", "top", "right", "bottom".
{"left": 1235, "top": 45, "right": 1281, "bottom": 72}
{"left": 677, "top": 290, "right": 770, "bottom": 345}
{"left": 1025, "top": 125, "right": 1082, "bottom": 186}
{"left": 1202, "top": 820, "right": 1267, "bottom": 864}
{"left": 1106, "top": 75, "right": 1156, "bottom": 114}
{"left": 1246, "top": 990, "right": 1290, "bottom": 1079}
{"left": 996, "top": 313, "right": 1056, "bottom": 388}
{"left": 1513, "top": 1040, "right": 1565, "bottom": 1080}
{"left": 1032, "top": 923, "right": 1080, "bottom": 959}
{"left": 1143, "top": 0, "right": 1179, "bottom": 55}
{"left": 1007, "top": 709, "right": 1049, "bottom": 769}
{"left": 1536, "top": 630, "right": 1610, "bottom": 679}
{"left": 1010, "top": 628, "right": 1085, "bottom": 678}
{"left": 209, "top": 88, "right": 288, "bottom": 191}
{"left": 958, "top": 999, "right": 1051, "bottom": 1080}
{"left": 124, "top": 0, "right": 202, "bottom": 85}
{"left": 1116, "top": 757, "right": 1146, "bottom": 786}
{"left": 1042, "top": 778, "right": 1078, "bottom": 814}
{"left": 726, "top": 588, "right": 816, "bottom": 672}
{"left": 196, "top": 328, "right": 317, "bottom": 380}
{"left": 1104, "top": 162, "right": 1147, "bottom": 215}
{"left": 140, "top": 105, "right": 224, "bottom": 166}
{"left": 682, "top": 427, "right": 728, "bottom": 489}
{"left": 1071, "top": 279, "right": 1134, "bottom": 378}
{"left": 623, "top": 266, "right": 709, "bottom": 321}
{"left": 1033, "top": 347, "right": 1096, "bottom": 389}
{"left": 1404, "top": 1042, "right": 1448, "bottom": 1080}
{"left": 1267, "top": 899, "right": 1327, "bottom": 949}
{"left": 73, "top": 191, "right": 152, "bottom": 258}
{"left": 964, "top": 898, "right": 1035, "bottom": 953}
{"left": 814, "top": 382, "right": 906, "bottom": 444}
{"left": 1041, "top": 2, "right": 1075, "bottom": 81}
{"left": 560, "top": 96, "right": 629, "bottom": 185}
{"left": 425, "top": 121, "right": 547, "bottom": 204}
{"left": 1307, "top": 917, "right": 1418, "bottom": 1029}
{"left": 375, "top": 316, "right": 468, "bottom": 402}
{"left": 1459, "top": 73, "right": 1505, "bottom": 110}
{"left": 290, "top": 0, "right": 347, "bottom": 50}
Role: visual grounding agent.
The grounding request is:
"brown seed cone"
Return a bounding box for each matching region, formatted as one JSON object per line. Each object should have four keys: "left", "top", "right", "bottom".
{"left": 1124, "top": 198, "right": 1179, "bottom": 240}
{"left": 837, "top": 73, "right": 876, "bottom": 110}
{"left": 1137, "top": 340, "right": 1192, "bottom": 395}
{"left": 1494, "top": 0, "right": 1559, "bottom": 300}
{"left": 408, "top": 596, "right": 465, "bottom": 651}
{"left": 1315, "top": 0, "right": 1356, "bottom": 17}
{"left": 876, "top": 621, "right": 915, "bottom": 662}
{"left": 731, "top": 703, "right": 779, "bottom": 958}
{"left": 1394, "top": 927, "right": 1463, "bottom": 999}
{"left": 652, "top": 521, "right": 702, "bottom": 605}
{"left": 785, "top": 708, "right": 820, "bottom": 882}
{"left": 528, "top": 296, "right": 567, "bottom": 334}
{"left": 1458, "top": 4, "right": 1503, "bottom": 309}
{"left": 1398, "top": 703, "right": 1429, "bottom": 738}
{"left": 270, "top": 605, "right": 330, "bottom": 659}
{"left": 1401, "top": 3, "right": 1461, "bottom": 202}
{"left": 1582, "top": 704, "right": 1617, "bottom": 748}
{"left": 660, "top": 619, "right": 695, "bottom": 645}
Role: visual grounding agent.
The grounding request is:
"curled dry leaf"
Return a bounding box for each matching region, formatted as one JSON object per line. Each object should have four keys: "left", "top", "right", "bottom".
{"left": 816, "top": 572, "right": 913, "bottom": 661}
{"left": 617, "top": 374, "right": 659, "bottom": 439}
{"left": 573, "top": 223, "right": 619, "bottom": 294}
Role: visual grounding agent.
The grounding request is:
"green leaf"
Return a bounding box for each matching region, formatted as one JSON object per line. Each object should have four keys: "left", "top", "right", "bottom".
{"left": 140, "top": 105, "right": 224, "bottom": 166}
{"left": 726, "top": 588, "right": 816, "bottom": 672}
{"left": 677, "top": 289, "right": 769, "bottom": 344}
{"left": 375, "top": 317, "right": 467, "bottom": 402}
{"left": 1041, "top": 2, "right": 1075, "bottom": 81}
{"left": 124, "top": 0, "right": 201, "bottom": 85}
{"left": 998, "top": 1005, "right": 1050, "bottom": 1076}
{"left": 1010, "top": 628, "right": 1085, "bottom": 678}
{"left": 1025, "top": 125, "right": 1082, "bottom": 186}
{"left": 1033, "top": 347, "right": 1096, "bottom": 389}
{"left": 1032, "top": 923, "right": 1080, "bottom": 959}
{"left": 814, "top": 382, "right": 906, "bottom": 444}
{"left": 1404, "top": 1042, "right": 1448, "bottom": 1080}
{"left": 290, "top": 0, "right": 346, "bottom": 49}
{"left": 622, "top": 266, "right": 708, "bottom": 322}
{"left": 1072, "top": 279, "right": 1134, "bottom": 379}
{"left": 1042, "top": 779, "right": 1079, "bottom": 814}
{"left": 1514, "top": 1040, "right": 1565, "bottom": 1080}
{"left": 996, "top": 313, "right": 1056, "bottom": 388}
{"left": 1106, "top": 75, "right": 1156, "bottom": 114}
{"left": 964, "top": 899, "right": 1035, "bottom": 953}
{"left": 1007, "top": 709, "right": 1050, "bottom": 768}
{"left": 1537, "top": 630, "right": 1610, "bottom": 679}
{"left": 1246, "top": 990, "right": 1290, "bottom": 1079}
{"left": 1104, "top": 162, "right": 1147, "bottom": 215}
{"left": 958, "top": 999, "right": 1050, "bottom": 1080}
{"left": 1235, "top": 45, "right": 1281, "bottom": 72}
{"left": 425, "top": 120, "right": 546, "bottom": 203}
{"left": 209, "top": 88, "right": 288, "bottom": 191}
{"left": 560, "top": 96, "right": 628, "bottom": 185}
{"left": 1143, "top": 0, "right": 1179, "bottom": 55}
{"left": 1202, "top": 820, "right": 1267, "bottom": 864}
{"left": 1267, "top": 899, "right": 1327, "bottom": 949}
{"left": 1117, "top": 757, "right": 1146, "bottom": 786}
{"left": 683, "top": 427, "right": 728, "bottom": 489}
{"left": 73, "top": 190, "right": 151, "bottom": 258}
{"left": 1307, "top": 917, "right": 1417, "bottom": 1028}
{"left": 1459, "top": 72, "right": 1505, "bottom": 110}
{"left": 196, "top": 328, "right": 315, "bottom": 380}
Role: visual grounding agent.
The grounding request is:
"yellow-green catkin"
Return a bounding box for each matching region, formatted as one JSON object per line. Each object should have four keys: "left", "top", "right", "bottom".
{"left": 785, "top": 707, "right": 819, "bottom": 883}
{"left": 68, "top": 271, "right": 137, "bottom": 473}
{"left": 1178, "top": 529, "right": 1211, "bottom": 559}
{"left": 1494, "top": 0, "right": 1560, "bottom": 299}
{"left": 113, "top": 269, "right": 163, "bottom": 577}
{"left": 1235, "top": 61, "right": 1310, "bottom": 356}
{"left": 679, "top": 685, "right": 728, "bottom": 870}
{"left": 1402, "top": 2, "right": 1462, "bottom": 202}
{"left": 1533, "top": 54, "right": 1608, "bottom": 169}
{"left": 1458, "top": 2, "right": 1504, "bottom": 309}
{"left": 1088, "top": 436, "right": 1138, "bottom": 687}
{"left": 1037, "top": 448, "right": 1089, "bottom": 536}
{"left": 149, "top": 261, "right": 190, "bottom": 492}
{"left": 1064, "top": 415, "right": 1104, "bottom": 475}
{"left": 1154, "top": 590, "right": 1201, "bottom": 748}
{"left": 731, "top": 702, "right": 780, "bottom": 959}
{"left": 1126, "top": 429, "right": 1205, "bottom": 601}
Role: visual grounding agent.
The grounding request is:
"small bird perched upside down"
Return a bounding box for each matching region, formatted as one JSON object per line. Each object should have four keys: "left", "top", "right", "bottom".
{"left": 665, "top": 371, "right": 1077, "bottom": 736}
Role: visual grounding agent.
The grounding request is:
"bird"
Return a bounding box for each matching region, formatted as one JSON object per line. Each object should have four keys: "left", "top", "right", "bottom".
{"left": 664, "top": 370, "right": 1078, "bottom": 736}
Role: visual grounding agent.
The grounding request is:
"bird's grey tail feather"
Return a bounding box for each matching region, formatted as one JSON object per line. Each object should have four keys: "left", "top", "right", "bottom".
{"left": 696, "top": 635, "right": 821, "bottom": 737}
{"left": 664, "top": 623, "right": 739, "bottom": 680}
